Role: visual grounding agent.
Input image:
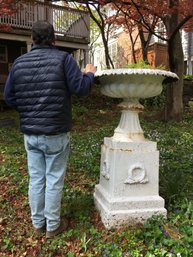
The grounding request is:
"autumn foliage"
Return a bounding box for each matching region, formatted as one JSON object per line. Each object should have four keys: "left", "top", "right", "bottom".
{"left": 0, "top": 0, "right": 18, "bottom": 31}
{"left": 96, "top": 0, "right": 193, "bottom": 120}
{"left": 99, "top": 0, "right": 193, "bottom": 36}
{"left": 0, "top": 0, "right": 18, "bottom": 15}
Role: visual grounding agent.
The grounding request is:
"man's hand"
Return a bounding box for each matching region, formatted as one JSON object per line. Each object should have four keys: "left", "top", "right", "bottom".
{"left": 84, "top": 64, "right": 97, "bottom": 74}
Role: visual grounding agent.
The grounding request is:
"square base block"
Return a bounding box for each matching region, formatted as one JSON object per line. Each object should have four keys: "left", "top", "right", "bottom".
{"left": 94, "top": 184, "right": 167, "bottom": 229}
{"left": 94, "top": 137, "right": 167, "bottom": 229}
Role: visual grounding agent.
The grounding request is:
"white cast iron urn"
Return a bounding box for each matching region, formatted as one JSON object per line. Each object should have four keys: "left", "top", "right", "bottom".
{"left": 94, "top": 68, "right": 178, "bottom": 229}
{"left": 95, "top": 68, "right": 178, "bottom": 142}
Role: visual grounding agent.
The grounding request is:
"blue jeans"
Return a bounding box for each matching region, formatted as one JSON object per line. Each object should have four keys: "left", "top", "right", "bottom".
{"left": 24, "top": 133, "right": 70, "bottom": 231}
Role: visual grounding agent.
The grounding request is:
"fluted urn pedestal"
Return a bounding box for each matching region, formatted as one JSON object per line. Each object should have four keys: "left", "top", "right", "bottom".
{"left": 94, "top": 69, "right": 178, "bottom": 229}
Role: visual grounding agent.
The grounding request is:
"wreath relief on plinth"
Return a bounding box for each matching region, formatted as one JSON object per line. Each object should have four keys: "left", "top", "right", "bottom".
{"left": 101, "top": 159, "right": 110, "bottom": 180}
{"left": 124, "top": 163, "right": 148, "bottom": 184}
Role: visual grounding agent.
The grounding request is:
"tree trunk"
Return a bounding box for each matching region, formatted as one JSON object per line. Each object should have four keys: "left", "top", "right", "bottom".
{"left": 129, "top": 32, "right": 137, "bottom": 63}
{"left": 166, "top": 32, "right": 184, "bottom": 121}
{"left": 86, "top": 3, "right": 114, "bottom": 69}
{"left": 101, "top": 33, "right": 114, "bottom": 69}
{"left": 165, "top": 0, "right": 184, "bottom": 121}
{"left": 138, "top": 28, "right": 149, "bottom": 63}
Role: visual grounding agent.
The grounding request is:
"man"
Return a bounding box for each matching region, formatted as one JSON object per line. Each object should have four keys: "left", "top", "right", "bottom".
{"left": 4, "top": 20, "right": 96, "bottom": 238}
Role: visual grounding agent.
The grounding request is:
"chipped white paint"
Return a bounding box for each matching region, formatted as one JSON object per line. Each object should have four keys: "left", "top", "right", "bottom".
{"left": 101, "top": 160, "right": 110, "bottom": 180}
{"left": 96, "top": 68, "right": 179, "bottom": 78}
{"left": 94, "top": 68, "right": 178, "bottom": 229}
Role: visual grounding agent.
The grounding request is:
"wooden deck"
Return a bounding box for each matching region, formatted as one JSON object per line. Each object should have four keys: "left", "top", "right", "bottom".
{"left": 0, "top": 1, "right": 90, "bottom": 44}
{"left": 0, "top": 1, "right": 91, "bottom": 103}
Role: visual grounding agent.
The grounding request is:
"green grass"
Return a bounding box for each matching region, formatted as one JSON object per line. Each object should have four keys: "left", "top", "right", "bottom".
{"left": 0, "top": 88, "right": 193, "bottom": 256}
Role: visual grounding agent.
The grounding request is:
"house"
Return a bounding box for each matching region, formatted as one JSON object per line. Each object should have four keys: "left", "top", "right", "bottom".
{"left": 93, "top": 27, "right": 169, "bottom": 71}
{"left": 0, "top": 0, "right": 90, "bottom": 102}
{"left": 182, "top": 31, "right": 193, "bottom": 75}
{"left": 93, "top": 21, "right": 193, "bottom": 106}
{"left": 93, "top": 15, "right": 193, "bottom": 75}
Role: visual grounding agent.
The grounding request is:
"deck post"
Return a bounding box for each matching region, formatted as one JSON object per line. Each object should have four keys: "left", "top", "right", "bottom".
{"left": 26, "top": 41, "right": 32, "bottom": 52}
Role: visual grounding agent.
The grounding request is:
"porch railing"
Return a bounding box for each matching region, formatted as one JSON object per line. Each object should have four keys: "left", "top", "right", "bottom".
{"left": 0, "top": 1, "right": 90, "bottom": 41}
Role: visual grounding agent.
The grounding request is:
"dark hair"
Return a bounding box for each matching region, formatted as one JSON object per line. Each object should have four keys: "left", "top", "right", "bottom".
{"left": 32, "top": 20, "right": 55, "bottom": 45}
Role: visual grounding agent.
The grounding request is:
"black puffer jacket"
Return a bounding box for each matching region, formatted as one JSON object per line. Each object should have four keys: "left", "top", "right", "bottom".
{"left": 12, "top": 45, "right": 72, "bottom": 135}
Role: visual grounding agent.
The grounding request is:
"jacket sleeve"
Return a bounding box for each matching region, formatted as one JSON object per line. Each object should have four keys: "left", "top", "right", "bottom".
{"left": 63, "top": 54, "right": 95, "bottom": 97}
{"left": 3, "top": 69, "right": 17, "bottom": 109}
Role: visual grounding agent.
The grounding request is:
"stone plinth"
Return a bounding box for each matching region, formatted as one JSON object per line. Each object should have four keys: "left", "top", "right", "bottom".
{"left": 94, "top": 137, "right": 167, "bottom": 229}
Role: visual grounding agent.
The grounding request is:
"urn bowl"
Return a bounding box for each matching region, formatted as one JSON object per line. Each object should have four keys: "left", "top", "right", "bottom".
{"left": 95, "top": 68, "right": 178, "bottom": 99}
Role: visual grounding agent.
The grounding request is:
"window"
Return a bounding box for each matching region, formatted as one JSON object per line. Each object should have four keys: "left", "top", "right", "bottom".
{"left": 184, "top": 61, "right": 187, "bottom": 75}
{"left": 155, "top": 22, "right": 167, "bottom": 44}
{"left": 0, "top": 45, "right": 7, "bottom": 62}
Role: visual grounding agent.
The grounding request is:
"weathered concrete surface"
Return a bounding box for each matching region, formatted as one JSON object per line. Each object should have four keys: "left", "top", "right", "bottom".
{"left": 94, "top": 137, "right": 166, "bottom": 229}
